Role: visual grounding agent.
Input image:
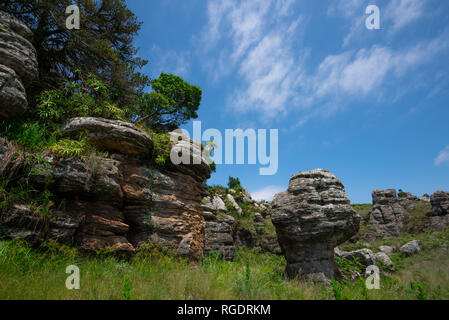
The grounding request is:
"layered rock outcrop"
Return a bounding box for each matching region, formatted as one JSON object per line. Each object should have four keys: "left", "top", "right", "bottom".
{"left": 271, "top": 169, "right": 360, "bottom": 280}
{"left": 369, "top": 189, "right": 411, "bottom": 238}
{"left": 61, "top": 117, "right": 154, "bottom": 158}
{"left": 0, "top": 119, "right": 211, "bottom": 259}
{"left": 429, "top": 191, "right": 449, "bottom": 217}
{"left": 0, "top": 12, "right": 38, "bottom": 119}
{"left": 203, "top": 211, "right": 236, "bottom": 260}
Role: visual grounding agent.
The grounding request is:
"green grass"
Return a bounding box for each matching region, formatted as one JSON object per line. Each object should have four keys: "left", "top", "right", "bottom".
{"left": 1, "top": 233, "right": 449, "bottom": 300}
{"left": 351, "top": 204, "right": 373, "bottom": 220}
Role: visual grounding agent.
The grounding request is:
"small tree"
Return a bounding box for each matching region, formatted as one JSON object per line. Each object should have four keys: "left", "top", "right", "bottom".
{"left": 227, "top": 176, "right": 241, "bottom": 190}
{"left": 137, "top": 73, "right": 202, "bottom": 131}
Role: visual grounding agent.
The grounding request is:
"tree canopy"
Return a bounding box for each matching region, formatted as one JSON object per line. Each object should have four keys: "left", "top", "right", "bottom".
{"left": 137, "top": 73, "right": 202, "bottom": 131}
{"left": 0, "top": 0, "right": 149, "bottom": 109}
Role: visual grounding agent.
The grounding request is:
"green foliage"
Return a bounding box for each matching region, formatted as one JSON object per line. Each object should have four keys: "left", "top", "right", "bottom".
{"left": 227, "top": 176, "right": 242, "bottom": 190}
{"left": 329, "top": 280, "right": 345, "bottom": 300}
{"left": 409, "top": 282, "right": 427, "bottom": 300}
{"left": 137, "top": 73, "right": 202, "bottom": 130}
{"left": 1, "top": 241, "right": 449, "bottom": 300}
{"left": 123, "top": 275, "right": 131, "bottom": 300}
{"left": 145, "top": 130, "right": 172, "bottom": 168}
{"left": 0, "top": 0, "right": 149, "bottom": 109}
{"left": 335, "top": 256, "right": 364, "bottom": 279}
{"left": 37, "top": 73, "right": 127, "bottom": 123}
{"left": 48, "top": 139, "right": 99, "bottom": 161}
{"left": 209, "top": 161, "right": 216, "bottom": 173}
{"left": 0, "top": 120, "right": 59, "bottom": 152}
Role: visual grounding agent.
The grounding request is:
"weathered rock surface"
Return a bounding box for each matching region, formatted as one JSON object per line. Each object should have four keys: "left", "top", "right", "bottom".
{"left": 61, "top": 117, "right": 154, "bottom": 158}
{"left": 0, "top": 12, "right": 38, "bottom": 85}
{"left": 378, "top": 245, "right": 394, "bottom": 255}
{"left": 0, "top": 64, "right": 28, "bottom": 118}
{"left": 0, "top": 204, "right": 82, "bottom": 244}
{"left": 429, "top": 191, "right": 449, "bottom": 217}
{"left": 121, "top": 163, "right": 208, "bottom": 260}
{"left": 203, "top": 213, "right": 236, "bottom": 260}
{"left": 253, "top": 212, "right": 264, "bottom": 224}
{"left": 271, "top": 169, "right": 360, "bottom": 280}
{"left": 202, "top": 195, "right": 226, "bottom": 212}
{"left": 0, "top": 12, "right": 38, "bottom": 119}
{"left": 399, "top": 240, "right": 422, "bottom": 256}
{"left": 369, "top": 189, "right": 411, "bottom": 238}
{"left": 1, "top": 127, "right": 211, "bottom": 259}
{"left": 375, "top": 252, "right": 394, "bottom": 268}
{"left": 169, "top": 131, "right": 211, "bottom": 182}
{"left": 335, "top": 248, "right": 376, "bottom": 267}
{"left": 226, "top": 194, "right": 242, "bottom": 216}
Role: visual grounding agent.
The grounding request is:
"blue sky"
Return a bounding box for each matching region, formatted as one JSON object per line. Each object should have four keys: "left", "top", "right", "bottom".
{"left": 126, "top": 0, "right": 449, "bottom": 203}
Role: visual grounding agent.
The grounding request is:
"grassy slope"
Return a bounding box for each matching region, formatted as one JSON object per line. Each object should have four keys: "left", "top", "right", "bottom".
{"left": 1, "top": 201, "right": 448, "bottom": 300}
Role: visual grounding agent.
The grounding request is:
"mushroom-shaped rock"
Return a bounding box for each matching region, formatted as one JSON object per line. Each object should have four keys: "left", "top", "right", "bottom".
{"left": 271, "top": 169, "right": 360, "bottom": 280}
{"left": 61, "top": 117, "right": 154, "bottom": 158}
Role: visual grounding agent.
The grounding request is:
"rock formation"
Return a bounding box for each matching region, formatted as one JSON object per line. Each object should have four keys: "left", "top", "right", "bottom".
{"left": 61, "top": 117, "right": 154, "bottom": 158}
{"left": 271, "top": 169, "right": 360, "bottom": 280}
{"left": 369, "top": 189, "right": 411, "bottom": 238}
{"left": 202, "top": 195, "right": 226, "bottom": 212}
{"left": 203, "top": 211, "right": 236, "bottom": 260}
{"left": 226, "top": 194, "right": 242, "bottom": 216}
{"left": 335, "top": 248, "right": 376, "bottom": 267}
{"left": 399, "top": 240, "right": 422, "bottom": 256}
{"left": 0, "top": 11, "right": 38, "bottom": 119}
{"left": 429, "top": 191, "right": 449, "bottom": 217}
{"left": 0, "top": 119, "right": 211, "bottom": 259}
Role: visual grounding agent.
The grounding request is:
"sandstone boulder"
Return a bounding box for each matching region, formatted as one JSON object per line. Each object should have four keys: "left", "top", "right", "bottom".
{"left": 61, "top": 117, "right": 154, "bottom": 158}
{"left": 399, "top": 240, "right": 422, "bottom": 256}
{"left": 374, "top": 252, "right": 394, "bottom": 268}
{"left": 271, "top": 169, "right": 360, "bottom": 280}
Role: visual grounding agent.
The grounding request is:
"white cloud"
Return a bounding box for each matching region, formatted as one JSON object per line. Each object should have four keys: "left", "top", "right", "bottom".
{"left": 385, "top": 0, "right": 426, "bottom": 33}
{"left": 251, "top": 185, "right": 285, "bottom": 201}
{"left": 435, "top": 146, "right": 449, "bottom": 166}
{"left": 199, "top": 0, "right": 448, "bottom": 125}
{"left": 200, "top": 0, "right": 303, "bottom": 119}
